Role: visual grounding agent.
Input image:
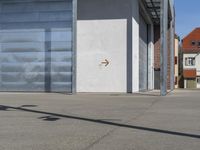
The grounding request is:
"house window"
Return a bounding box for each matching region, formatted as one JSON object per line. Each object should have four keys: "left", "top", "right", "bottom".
{"left": 175, "top": 77, "right": 178, "bottom": 85}
{"left": 175, "top": 56, "right": 178, "bottom": 65}
{"left": 197, "top": 77, "right": 200, "bottom": 84}
{"left": 185, "top": 57, "right": 195, "bottom": 66}
{"left": 198, "top": 42, "right": 200, "bottom": 47}
{"left": 191, "top": 41, "right": 196, "bottom": 46}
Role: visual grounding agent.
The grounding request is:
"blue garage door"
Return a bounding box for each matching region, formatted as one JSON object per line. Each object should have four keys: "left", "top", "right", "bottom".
{"left": 0, "top": 0, "right": 73, "bottom": 92}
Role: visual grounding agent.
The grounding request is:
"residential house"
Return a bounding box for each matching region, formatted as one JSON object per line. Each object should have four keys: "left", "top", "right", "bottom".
{"left": 182, "top": 28, "right": 200, "bottom": 88}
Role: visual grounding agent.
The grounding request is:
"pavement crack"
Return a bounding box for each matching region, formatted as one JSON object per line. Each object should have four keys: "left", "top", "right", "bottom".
{"left": 82, "top": 98, "right": 161, "bottom": 150}
{"left": 126, "top": 98, "right": 161, "bottom": 122}
{"left": 82, "top": 127, "right": 118, "bottom": 150}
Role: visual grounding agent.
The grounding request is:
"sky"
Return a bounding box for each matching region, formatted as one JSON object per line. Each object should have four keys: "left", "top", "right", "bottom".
{"left": 175, "top": 0, "right": 200, "bottom": 39}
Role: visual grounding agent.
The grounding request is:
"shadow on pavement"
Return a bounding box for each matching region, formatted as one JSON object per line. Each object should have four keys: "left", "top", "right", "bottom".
{"left": 38, "top": 116, "right": 61, "bottom": 121}
{"left": 0, "top": 104, "right": 200, "bottom": 139}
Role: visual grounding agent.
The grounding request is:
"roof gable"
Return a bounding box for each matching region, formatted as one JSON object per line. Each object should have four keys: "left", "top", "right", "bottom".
{"left": 182, "top": 28, "right": 200, "bottom": 53}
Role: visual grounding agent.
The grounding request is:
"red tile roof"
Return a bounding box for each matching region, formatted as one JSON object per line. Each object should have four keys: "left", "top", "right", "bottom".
{"left": 183, "top": 69, "right": 196, "bottom": 78}
{"left": 182, "top": 28, "right": 200, "bottom": 53}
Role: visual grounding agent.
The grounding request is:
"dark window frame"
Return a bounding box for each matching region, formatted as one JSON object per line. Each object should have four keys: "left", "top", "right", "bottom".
{"left": 175, "top": 56, "right": 178, "bottom": 65}
{"left": 185, "top": 57, "right": 195, "bottom": 66}
{"left": 197, "top": 77, "right": 200, "bottom": 84}
{"left": 175, "top": 76, "right": 178, "bottom": 85}
{"left": 191, "top": 41, "right": 196, "bottom": 46}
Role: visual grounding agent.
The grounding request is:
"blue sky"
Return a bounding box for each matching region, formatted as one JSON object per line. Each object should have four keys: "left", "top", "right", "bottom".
{"left": 175, "top": 0, "right": 200, "bottom": 39}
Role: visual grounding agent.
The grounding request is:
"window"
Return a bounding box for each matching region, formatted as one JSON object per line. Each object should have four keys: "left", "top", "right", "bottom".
{"left": 185, "top": 57, "right": 195, "bottom": 66}
{"left": 175, "top": 77, "right": 178, "bottom": 85}
{"left": 191, "top": 41, "right": 196, "bottom": 46}
{"left": 197, "top": 77, "right": 200, "bottom": 84}
{"left": 175, "top": 56, "right": 178, "bottom": 65}
{"left": 198, "top": 42, "right": 200, "bottom": 47}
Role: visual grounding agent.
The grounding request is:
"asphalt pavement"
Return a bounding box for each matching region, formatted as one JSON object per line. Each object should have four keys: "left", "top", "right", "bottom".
{"left": 0, "top": 90, "right": 200, "bottom": 150}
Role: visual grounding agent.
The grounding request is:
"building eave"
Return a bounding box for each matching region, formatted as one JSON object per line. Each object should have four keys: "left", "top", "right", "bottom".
{"left": 142, "top": 0, "right": 173, "bottom": 25}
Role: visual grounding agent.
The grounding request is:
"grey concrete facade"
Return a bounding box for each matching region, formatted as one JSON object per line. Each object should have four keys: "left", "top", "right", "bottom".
{"left": 76, "top": 0, "right": 155, "bottom": 93}
{"left": 0, "top": 0, "right": 174, "bottom": 94}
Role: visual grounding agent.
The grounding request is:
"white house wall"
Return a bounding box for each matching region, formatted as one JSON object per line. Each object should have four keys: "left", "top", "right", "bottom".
{"left": 183, "top": 53, "right": 200, "bottom": 88}
{"left": 183, "top": 53, "right": 200, "bottom": 74}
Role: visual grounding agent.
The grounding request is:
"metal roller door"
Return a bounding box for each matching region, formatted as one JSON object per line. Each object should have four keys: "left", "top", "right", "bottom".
{"left": 139, "top": 15, "right": 148, "bottom": 91}
{"left": 0, "top": 0, "right": 73, "bottom": 92}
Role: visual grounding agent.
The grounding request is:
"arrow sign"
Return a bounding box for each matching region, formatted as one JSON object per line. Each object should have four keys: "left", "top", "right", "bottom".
{"left": 101, "top": 59, "right": 109, "bottom": 67}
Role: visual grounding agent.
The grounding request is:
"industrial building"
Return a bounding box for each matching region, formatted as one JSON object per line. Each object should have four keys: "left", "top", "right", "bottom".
{"left": 77, "top": 0, "right": 175, "bottom": 95}
{"left": 0, "top": 0, "right": 174, "bottom": 95}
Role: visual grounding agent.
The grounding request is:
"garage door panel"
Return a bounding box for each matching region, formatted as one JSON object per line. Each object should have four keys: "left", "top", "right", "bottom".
{"left": 2, "top": 1, "right": 72, "bottom": 13}
{"left": 51, "top": 63, "right": 72, "bottom": 73}
{"left": 51, "top": 28, "right": 72, "bottom": 41}
{"left": 1, "top": 72, "right": 45, "bottom": 82}
{"left": 51, "top": 42, "right": 72, "bottom": 51}
{"left": 0, "top": 0, "right": 73, "bottom": 92}
{"left": 186, "top": 79, "right": 197, "bottom": 89}
{"left": 0, "top": 29, "right": 72, "bottom": 43}
{"left": 51, "top": 82, "right": 72, "bottom": 92}
{"left": 51, "top": 72, "right": 72, "bottom": 82}
{"left": 0, "top": 11, "right": 72, "bottom": 23}
{"left": 1, "top": 63, "right": 45, "bottom": 73}
{"left": 0, "top": 22, "right": 72, "bottom": 30}
{"left": 0, "top": 52, "right": 45, "bottom": 63}
{"left": 51, "top": 51, "right": 72, "bottom": 62}
{"left": 1, "top": 82, "right": 45, "bottom": 92}
{"left": 0, "top": 29, "right": 45, "bottom": 42}
{"left": 1, "top": 42, "right": 45, "bottom": 52}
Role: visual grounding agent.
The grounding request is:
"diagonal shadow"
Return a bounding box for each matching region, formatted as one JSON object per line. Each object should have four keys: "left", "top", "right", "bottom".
{"left": 0, "top": 105, "right": 200, "bottom": 139}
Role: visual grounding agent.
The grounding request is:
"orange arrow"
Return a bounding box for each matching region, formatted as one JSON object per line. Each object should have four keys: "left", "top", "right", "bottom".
{"left": 101, "top": 59, "right": 109, "bottom": 67}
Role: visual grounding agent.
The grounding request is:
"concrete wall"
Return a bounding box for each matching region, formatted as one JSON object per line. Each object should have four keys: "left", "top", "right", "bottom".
{"left": 131, "top": 0, "right": 139, "bottom": 92}
{"left": 77, "top": 0, "right": 133, "bottom": 92}
{"left": 76, "top": 0, "right": 153, "bottom": 93}
{"left": 148, "top": 21, "right": 154, "bottom": 90}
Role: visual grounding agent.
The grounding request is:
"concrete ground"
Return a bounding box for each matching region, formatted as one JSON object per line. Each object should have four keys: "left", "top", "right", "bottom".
{"left": 0, "top": 90, "right": 200, "bottom": 150}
